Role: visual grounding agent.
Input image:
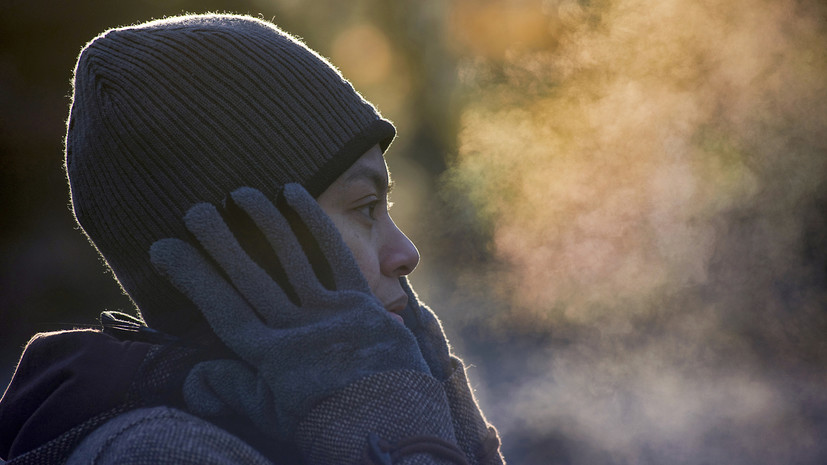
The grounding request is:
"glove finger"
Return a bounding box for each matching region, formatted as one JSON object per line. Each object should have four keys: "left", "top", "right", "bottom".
{"left": 399, "top": 275, "right": 426, "bottom": 331}
{"left": 221, "top": 194, "right": 303, "bottom": 311}
{"left": 183, "top": 202, "right": 295, "bottom": 326}
{"left": 230, "top": 186, "right": 329, "bottom": 303}
{"left": 150, "top": 238, "right": 276, "bottom": 354}
{"left": 399, "top": 276, "right": 454, "bottom": 380}
{"left": 282, "top": 183, "right": 370, "bottom": 293}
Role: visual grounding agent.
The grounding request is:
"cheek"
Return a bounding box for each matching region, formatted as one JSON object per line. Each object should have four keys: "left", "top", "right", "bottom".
{"left": 336, "top": 225, "right": 382, "bottom": 292}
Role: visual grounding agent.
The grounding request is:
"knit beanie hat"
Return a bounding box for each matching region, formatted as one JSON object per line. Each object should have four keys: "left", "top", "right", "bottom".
{"left": 66, "top": 14, "right": 396, "bottom": 336}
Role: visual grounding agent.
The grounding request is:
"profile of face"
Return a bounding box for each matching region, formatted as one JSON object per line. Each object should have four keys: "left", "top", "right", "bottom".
{"left": 317, "top": 145, "right": 420, "bottom": 323}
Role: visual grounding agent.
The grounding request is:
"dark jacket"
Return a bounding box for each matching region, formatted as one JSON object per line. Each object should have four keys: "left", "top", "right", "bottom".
{"left": 0, "top": 322, "right": 503, "bottom": 464}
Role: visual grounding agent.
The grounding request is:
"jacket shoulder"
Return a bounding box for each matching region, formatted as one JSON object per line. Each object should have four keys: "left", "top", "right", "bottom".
{"left": 65, "top": 406, "right": 274, "bottom": 465}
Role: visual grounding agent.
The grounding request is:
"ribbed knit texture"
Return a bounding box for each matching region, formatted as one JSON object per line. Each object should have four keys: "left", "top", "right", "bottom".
{"left": 65, "top": 14, "right": 395, "bottom": 334}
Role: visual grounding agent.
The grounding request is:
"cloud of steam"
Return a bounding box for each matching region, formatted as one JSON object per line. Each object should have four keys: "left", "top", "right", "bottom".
{"left": 438, "top": 0, "right": 827, "bottom": 463}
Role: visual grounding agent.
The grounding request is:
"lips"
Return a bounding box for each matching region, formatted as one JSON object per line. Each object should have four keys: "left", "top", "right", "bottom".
{"left": 385, "top": 295, "right": 408, "bottom": 324}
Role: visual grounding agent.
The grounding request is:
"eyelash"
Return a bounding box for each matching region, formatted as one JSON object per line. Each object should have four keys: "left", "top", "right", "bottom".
{"left": 358, "top": 197, "right": 392, "bottom": 221}
{"left": 357, "top": 199, "right": 380, "bottom": 220}
{"left": 364, "top": 200, "right": 379, "bottom": 219}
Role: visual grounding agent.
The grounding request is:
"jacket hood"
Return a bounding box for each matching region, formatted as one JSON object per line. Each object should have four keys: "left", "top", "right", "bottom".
{"left": 0, "top": 329, "right": 152, "bottom": 460}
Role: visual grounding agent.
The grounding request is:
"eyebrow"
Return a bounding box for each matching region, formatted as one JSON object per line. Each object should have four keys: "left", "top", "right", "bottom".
{"left": 344, "top": 165, "right": 395, "bottom": 196}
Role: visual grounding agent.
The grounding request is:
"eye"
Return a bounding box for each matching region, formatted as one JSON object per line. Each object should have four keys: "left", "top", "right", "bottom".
{"left": 356, "top": 198, "right": 380, "bottom": 220}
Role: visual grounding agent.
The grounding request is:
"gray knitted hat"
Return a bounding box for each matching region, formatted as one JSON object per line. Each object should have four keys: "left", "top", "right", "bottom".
{"left": 66, "top": 14, "right": 396, "bottom": 335}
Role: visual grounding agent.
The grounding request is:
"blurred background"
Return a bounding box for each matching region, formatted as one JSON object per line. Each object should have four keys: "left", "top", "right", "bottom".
{"left": 2, "top": 0, "right": 826, "bottom": 463}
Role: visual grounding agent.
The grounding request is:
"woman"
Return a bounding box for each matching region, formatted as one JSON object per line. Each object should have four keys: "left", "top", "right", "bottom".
{"left": 0, "top": 14, "right": 504, "bottom": 465}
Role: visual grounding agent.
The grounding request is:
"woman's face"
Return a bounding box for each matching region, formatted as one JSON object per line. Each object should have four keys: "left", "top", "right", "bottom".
{"left": 317, "top": 145, "right": 420, "bottom": 323}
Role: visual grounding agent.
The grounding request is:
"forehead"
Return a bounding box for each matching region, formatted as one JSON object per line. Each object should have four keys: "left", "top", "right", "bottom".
{"left": 336, "top": 145, "right": 390, "bottom": 190}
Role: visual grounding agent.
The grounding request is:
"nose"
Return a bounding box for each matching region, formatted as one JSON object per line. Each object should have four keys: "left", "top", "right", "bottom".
{"left": 381, "top": 218, "right": 420, "bottom": 277}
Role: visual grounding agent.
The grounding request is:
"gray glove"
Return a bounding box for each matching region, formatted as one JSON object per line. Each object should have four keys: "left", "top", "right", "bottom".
{"left": 400, "top": 279, "right": 504, "bottom": 465}
{"left": 400, "top": 277, "right": 453, "bottom": 381}
{"left": 150, "top": 184, "right": 429, "bottom": 440}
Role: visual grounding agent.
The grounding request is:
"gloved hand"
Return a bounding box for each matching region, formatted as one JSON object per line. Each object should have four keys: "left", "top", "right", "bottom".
{"left": 150, "top": 184, "right": 429, "bottom": 440}
{"left": 400, "top": 279, "right": 505, "bottom": 465}
{"left": 399, "top": 277, "right": 454, "bottom": 381}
